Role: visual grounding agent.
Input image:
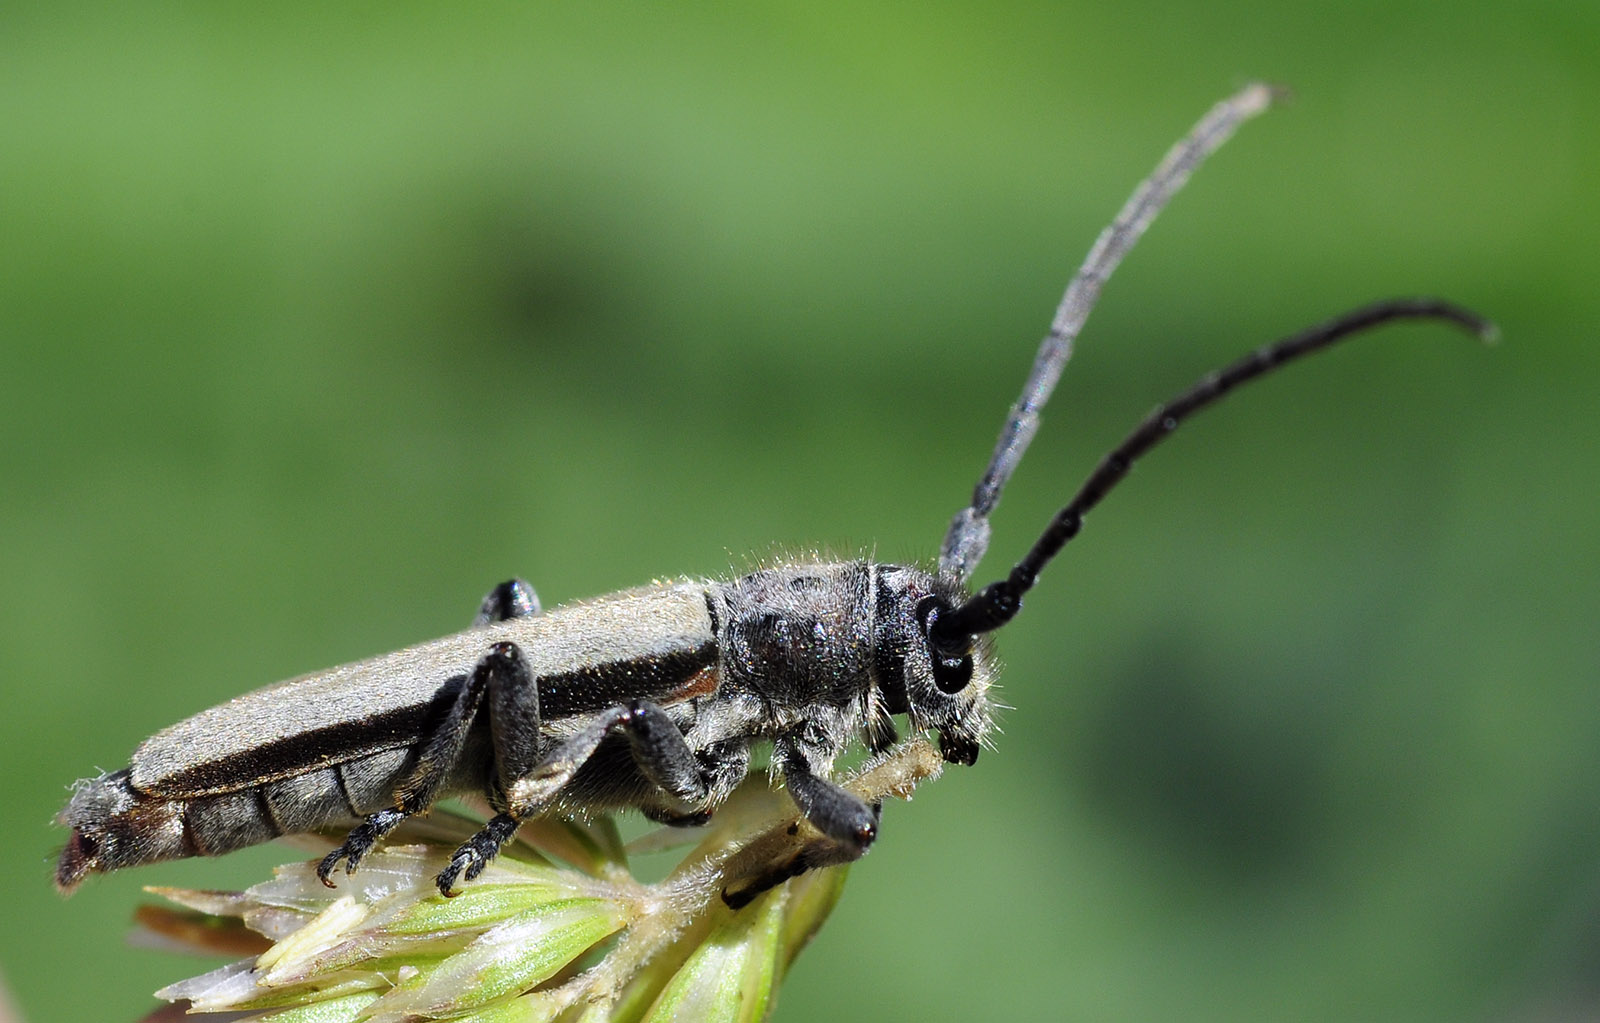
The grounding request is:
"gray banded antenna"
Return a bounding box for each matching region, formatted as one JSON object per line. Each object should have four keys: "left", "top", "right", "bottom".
{"left": 930, "top": 82, "right": 1492, "bottom": 652}
{"left": 939, "top": 82, "right": 1278, "bottom": 584}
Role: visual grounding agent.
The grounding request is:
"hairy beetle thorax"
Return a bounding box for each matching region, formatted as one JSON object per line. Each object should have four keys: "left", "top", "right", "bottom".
{"left": 713, "top": 561, "right": 876, "bottom": 710}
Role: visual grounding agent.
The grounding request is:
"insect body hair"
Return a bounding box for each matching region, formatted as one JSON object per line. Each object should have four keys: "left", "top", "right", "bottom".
{"left": 708, "top": 560, "right": 995, "bottom": 771}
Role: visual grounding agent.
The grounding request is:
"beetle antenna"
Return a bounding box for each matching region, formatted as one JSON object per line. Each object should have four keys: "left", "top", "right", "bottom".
{"left": 929, "top": 299, "right": 1496, "bottom": 648}
{"left": 940, "top": 81, "right": 1281, "bottom": 584}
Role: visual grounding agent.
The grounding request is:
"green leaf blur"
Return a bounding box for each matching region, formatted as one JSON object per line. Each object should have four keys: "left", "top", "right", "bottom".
{"left": 2, "top": 3, "right": 1595, "bottom": 1022}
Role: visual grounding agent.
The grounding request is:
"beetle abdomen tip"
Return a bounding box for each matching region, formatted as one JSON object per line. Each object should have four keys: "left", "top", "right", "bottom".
{"left": 55, "top": 769, "right": 192, "bottom": 891}
{"left": 54, "top": 828, "right": 98, "bottom": 894}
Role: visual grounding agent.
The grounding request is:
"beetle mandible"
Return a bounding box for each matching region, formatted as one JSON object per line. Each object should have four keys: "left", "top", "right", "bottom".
{"left": 55, "top": 83, "right": 1492, "bottom": 901}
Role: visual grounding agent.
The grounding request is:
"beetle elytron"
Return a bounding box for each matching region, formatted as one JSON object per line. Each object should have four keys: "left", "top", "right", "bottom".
{"left": 55, "top": 83, "right": 1491, "bottom": 901}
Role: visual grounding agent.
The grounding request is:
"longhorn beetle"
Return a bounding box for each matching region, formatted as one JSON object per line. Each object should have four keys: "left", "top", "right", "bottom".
{"left": 55, "top": 83, "right": 1492, "bottom": 902}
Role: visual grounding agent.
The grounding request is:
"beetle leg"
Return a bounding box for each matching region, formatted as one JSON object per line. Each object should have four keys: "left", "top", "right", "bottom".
{"left": 717, "top": 739, "right": 880, "bottom": 909}
{"left": 619, "top": 700, "right": 711, "bottom": 804}
{"left": 317, "top": 642, "right": 524, "bottom": 886}
{"left": 775, "top": 736, "right": 879, "bottom": 854}
{"left": 486, "top": 642, "right": 542, "bottom": 796}
{"left": 315, "top": 808, "right": 407, "bottom": 887}
{"left": 642, "top": 805, "right": 714, "bottom": 827}
{"left": 436, "top": 700, "right": 710, "bottom": 895}
{"left": 721, "top": 831, "right": 864, "bottom": 909}
{"left": 437, "top": 704, "right": 628, "bottom": 894}
{"left": 473, "top": 578, "right": 541, "bottom": 627}
{"left": 863, "top": 711, "right": 899, "bottom": 755}
{"left": 396, "top": 645, "right": 535, "bottom": 813}
{"left": 718, "top": 797, "right": 883, "bottom": 908}
{"left": 642, "top": 739, "right": 751, "bottom": 826}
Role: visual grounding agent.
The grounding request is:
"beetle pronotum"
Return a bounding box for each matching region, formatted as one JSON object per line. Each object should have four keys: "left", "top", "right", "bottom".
{"left": 56, "top": 82, "right": 1491, "bottom": 903}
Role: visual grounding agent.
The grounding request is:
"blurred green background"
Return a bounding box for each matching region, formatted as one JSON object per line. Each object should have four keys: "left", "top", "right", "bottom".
{"left": 3, "top": 3, "right": 1596, "bottom": 1021}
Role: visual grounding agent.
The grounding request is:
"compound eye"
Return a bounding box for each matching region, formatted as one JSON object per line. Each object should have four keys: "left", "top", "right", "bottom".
{"left": 917, "top": 596, "right": 974, "bottom": 695}
{"left": 932, "top": 652, "right": 974, "bottom": 694}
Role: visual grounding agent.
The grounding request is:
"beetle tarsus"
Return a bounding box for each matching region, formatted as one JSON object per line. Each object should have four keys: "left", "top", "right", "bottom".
{"left": 435, "top": 696, "right": 720, "bottom": 894}
{"left": 437, "top": 812, "right": 521, "bottom": 895}
{"left": 318, "top": 807, "right": 406, "bottom": 886}
{"left": 329, "top": 643, "right": 540, "bottom": 887}
{"left": 722, "top": 852, "right": 811, "bottom": 910}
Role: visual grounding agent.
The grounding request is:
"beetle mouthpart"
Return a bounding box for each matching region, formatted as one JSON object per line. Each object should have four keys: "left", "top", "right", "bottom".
{"left": 938, "top": 729, "right": 980, "bottom": 766}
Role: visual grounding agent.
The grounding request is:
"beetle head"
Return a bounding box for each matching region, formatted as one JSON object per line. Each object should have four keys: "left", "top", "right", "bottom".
{"left": 872, "top": 565, "right": 995, "bottom": 765}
